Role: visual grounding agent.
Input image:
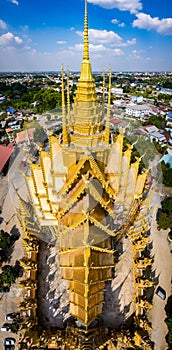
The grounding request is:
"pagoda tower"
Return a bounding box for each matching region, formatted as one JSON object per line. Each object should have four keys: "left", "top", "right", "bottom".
{"left": 21, "top": 0, "right": 153, "bottom": 344}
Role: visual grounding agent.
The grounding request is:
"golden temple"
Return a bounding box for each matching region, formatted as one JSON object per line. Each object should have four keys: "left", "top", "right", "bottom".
{"left": 17, "top": 1, "right": 154, "bottom": 349}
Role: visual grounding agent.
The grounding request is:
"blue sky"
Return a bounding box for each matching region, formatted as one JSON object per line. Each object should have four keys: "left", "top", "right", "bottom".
{"left": 0, "top": 0, "right": 172, "bottom": 72}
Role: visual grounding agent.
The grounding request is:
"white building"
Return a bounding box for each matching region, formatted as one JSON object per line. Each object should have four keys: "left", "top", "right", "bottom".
{"left": 130, "top": 95, "right": 143, "bottom": 103}
{"left": 149, "top": 131, "right": 166, "bottom": 145}
{"left": 111, "top": 88, "right": 123, "bottom": 95}
{"left": 125, "top": 104, "right": 152, "bottom": 118}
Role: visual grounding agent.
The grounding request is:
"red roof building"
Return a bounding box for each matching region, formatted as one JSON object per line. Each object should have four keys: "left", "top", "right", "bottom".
{"left": 0, "top": 144, "right": 14, "bottom": 174}
{"left": 15, "top": 128, "right": 35, "bottom": 144}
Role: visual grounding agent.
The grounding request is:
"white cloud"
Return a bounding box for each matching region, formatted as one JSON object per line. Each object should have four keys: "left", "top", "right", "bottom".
{"left": 74, "top": 43, "right": 107, "bottom": 53}
{"left": 56, "top": 40, "right": 67, "bottom": 44}
{"left": 0, "top": 43, "right": 170, "bottom": 72}
{"left": 119, "top": 22, "right": 125, "bottom": 27}
{"left": 0, "top": 32, "right": 23, "bottom": 46}
{"left": 0, "top": 19, "right": 7, "bottom": 30}
{"left": 76, "top": 27, "right": 135, "bottom": 49}
{"left": 133, "top": 13, "right": 172, "bottom": 35}
{"left": 69, "top": 42, "right": 125, "bottom": 58}
{"left": 126, "top": 38, "right": 136, "bottom": 45}
{"left": 76, "top": 28, "right": 122, "bottom": 44}
{"left": 112, "top": 48, "right": 125, "bottom": 55}
{"left": 114, "top": 37, "right": 136, "bottom": 47}
{"left": 10, "top": 0, "right": 19, "bottom": 5}
{"left": 88, "top": 0, "right": 142, "bottom": 14}
{"left": 111, "top": 19, "right": 126, "bottom": 27}
{"left": 111, "top": 19, "right": 119, "bottom": 24}
{"left": 129, "top": 49, "right": 145, "bottom": 60}
{"left": 89, "top": 28, "right": 122, "bottom": 43}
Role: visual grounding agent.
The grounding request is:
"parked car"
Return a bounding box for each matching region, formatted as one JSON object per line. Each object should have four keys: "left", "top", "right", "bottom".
{"left": 4, "top": 346, "right": 15, "bottom": 350}
{"left": 5, "top": 313, "right": 20, "bottom": 321}
{"left": 4, "top": 338, "right": 16, "bottom": 346}
{"left": 1, "top": 323, "right": 11, "bottom": 332}
{"left": 0, "top": 286, "right": 10, "bottom": 293}
{"left": 156, "top": 286, "right": 166, "bottom": 300}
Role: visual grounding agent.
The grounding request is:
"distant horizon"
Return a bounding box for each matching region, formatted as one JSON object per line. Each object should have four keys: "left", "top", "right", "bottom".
{"left": 0, "top": 0, "right": 172, "bottom": 72}
{"left": 0, "top": 70, "right": 172, "bottom": 74}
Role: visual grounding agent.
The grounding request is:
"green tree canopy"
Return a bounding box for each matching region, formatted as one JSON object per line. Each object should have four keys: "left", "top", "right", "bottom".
{"left": 1, "top": 266, "right": 16, "bottom": 286}
{"left": 157, "top": 196, "right": 172, "bottom": 230}
{"left": 0, "top": 230, "right": 11, "bottom": 250}
{"left": 157, "top": 161, "right": 172, "bottom": 187}
{"left": 33, "top": 126, "right": 48, "bottom": 145}
{"left": 157, "top": 212, "right": 172, "bottom": 230}
{"left": 162, "top": 196, "right": 172, "bottom": 212}
{"left": 144, "top": 115, "right": 166, "bottom": 129}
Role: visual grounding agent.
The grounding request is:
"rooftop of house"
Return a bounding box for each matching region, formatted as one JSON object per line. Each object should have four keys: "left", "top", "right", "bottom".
{"left": 160, "top": 153, "right": 172, "bottom": 168}
{"left": 126, "top": 104, "right": 152, "bottom": 111}
{"left": 144, "top": 125, "right": 159, "bottom": 133}
{"left": 15, "top": 128, "right": 35, "bottom": 143}
{"left": 0, "top": 144, "right": 14, "bottom": 173}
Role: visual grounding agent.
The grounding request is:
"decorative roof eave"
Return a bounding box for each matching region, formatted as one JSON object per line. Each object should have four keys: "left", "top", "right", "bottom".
{"left": 60, "top": 244, "right": 114, "bottom": 255}
{"left": 57, "top": 155, "right": 113, "bottom": 199}
{"left": 57, "top": 180, "right": 86, "bottom": 218}
{"left": 89, "top": 215, "right": 117, "bottom": 237}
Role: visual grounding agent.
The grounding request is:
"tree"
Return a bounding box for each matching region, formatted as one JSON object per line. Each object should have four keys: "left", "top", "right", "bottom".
{"left": 162, "top": 197, "right": 172, "bottom": 212}
{"left": 125, "top": 135, "right": 155, "bottom": 169}
{"left": 33, "top": 88, "right": 62, "bottom": 113}
{"left": 144, "top": 115, "right": 166, "bottom": 129}
{"left": 157, "top": 161, "right": 172, "bottom": 187}
{"left": 0, "top": 230, "right": 10, "bottom": 250}
{"left": 0, "top": 112, "right": 7, "bottom": 121}
{"left": 33, "top": 126, "right": 47, "bottom": 145}
{"left": 1, "top": 266, "right": 16, "bottom": 286}
{"left": 166, "top": 315, "right": 172, "bottom": 349}
{"left": 157, "top": 212, "right": 172, "bottom": 230}
{"left": 10, "top": 322, "right": 20, "bottom": 334}
{"left": 157, "top": 196, "right": 172, "bottom": 230}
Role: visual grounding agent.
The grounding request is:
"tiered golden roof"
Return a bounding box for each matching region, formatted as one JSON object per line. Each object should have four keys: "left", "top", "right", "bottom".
{"left": 17, "top": 0, "right": 154, "bottom": 348}
{"left": 25, "top": 0, "right": 150, "bottom": 328}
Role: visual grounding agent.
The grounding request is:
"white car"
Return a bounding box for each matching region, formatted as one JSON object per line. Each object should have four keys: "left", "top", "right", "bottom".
{"left": 5, "top": 312, "right": 20, "bottom": 321}
{"left": 4, "top": 338, "right": 16, "bottom": 345}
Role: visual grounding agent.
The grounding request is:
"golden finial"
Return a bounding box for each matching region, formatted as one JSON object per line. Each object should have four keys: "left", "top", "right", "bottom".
{"left": 104, "top": 66, "right": 112, "bottom": 143}
{"left": 62, "top": 64, "right": 65, "bottom": 113}
{"left": 108, "top": 65, "right": 112, "bottom": 107}
{"left": 61, "top": 65, "right": 68, "bottom": 145}
{"left": 102, "top": 69, "right": 105, "bottom": 108}
{"left": 67, "top": 67, "right": 70, "bottom": 121}
{"left": 83, "top": 0, "right": 89, "bottom": 60}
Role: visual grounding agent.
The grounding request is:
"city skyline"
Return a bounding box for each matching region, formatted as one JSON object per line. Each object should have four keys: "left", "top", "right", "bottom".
{"left": 0, "top": 0, "right": 172, "bottom": 72}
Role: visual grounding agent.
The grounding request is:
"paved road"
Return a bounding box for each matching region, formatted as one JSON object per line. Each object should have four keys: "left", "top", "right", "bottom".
{"left": 148, "top": 187, "right": 172, "bottom": 350}
{"left": 0, "top": 148, "right": 28, "bottom": 350}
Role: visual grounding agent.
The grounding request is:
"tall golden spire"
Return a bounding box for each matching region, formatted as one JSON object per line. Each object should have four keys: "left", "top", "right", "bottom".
{"left": 102, "top": 69, "right": 105, "bottom": 108}
{"left": 67, "top": 0, "right": 105, "bottom": 145}
{"left": 75, "top": 0, "right": 95, "bottom": 84}
{"left": 105, "top": 67, "right": 112, "bottom": 143}
{"left": 61, "top": 65, "right": 68, "bottom": 145}
{"left": 67, "top": 67, "right": 70, "bottom": 121}
{"left": 83, "top": 0, "right": 89, "bottom": 61}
